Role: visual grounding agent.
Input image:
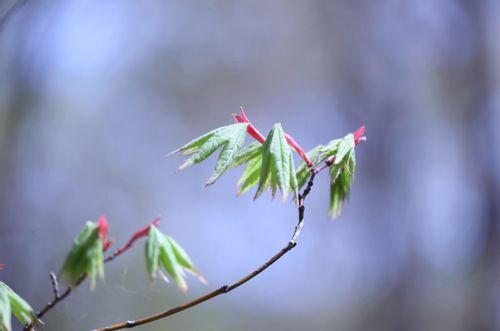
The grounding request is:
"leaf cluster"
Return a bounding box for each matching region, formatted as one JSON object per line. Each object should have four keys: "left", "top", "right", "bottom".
{"left": 321, "top": 133, "right": 357, "bottom": 218}
{"left": 145, "top": 226, "right": 205, "bottom": 292}
{"left": 59, "top": 219, "right": 203, "bottom": 292}
{"left": 170, "top": 121, "right": 362, "bottom": 218}
{"left": 60, "top": 221, "right": 104, "bottom": 289}
{"left": 170, "top": 123, "right": 300, "bottom": 204}
{"left": 167, "top": 123, "right": 249, "bottom": 186}
{"left": 0, "top": 282, "right": 35, "bottom": 331}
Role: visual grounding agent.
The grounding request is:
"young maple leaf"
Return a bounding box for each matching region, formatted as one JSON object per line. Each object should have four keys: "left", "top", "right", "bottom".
{"left": 0, "top": 282, "right": 36, "bottom": 331}
{"left": 254, "top": 123, "right": 299, "bottom": 204}
{"left": 329, "top": 148, "right": 356, "bottom": 218}
{"left": 167, "top": 123, "right": 249, "bottom": 186}
{"left": 145, "top": 227, "right": 205, "bottom": 292}
{"left": 322, "top": 127, "right": 365, "bottom": 218}
{"left": 60, "top": 221, "right": 104, "bottom": 289}
{"left": 295, "top": 145, "right": 324, "bottom": 189}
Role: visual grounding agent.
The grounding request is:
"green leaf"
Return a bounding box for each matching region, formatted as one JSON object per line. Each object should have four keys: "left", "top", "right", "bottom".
{"left": 228, "top": 141, "right": 262, "bottom": 170}
{"left": 329, "top": 170, "right": 351, "bottom": 218}
{"left": 167, "top": 123, "right": 249, "bottom": 186}
{"left": 145, "top": 225, "right": 160, "bottom": 282}
{"left": 217, "top": 140, "right": 263, "bottom": 195}
{"left": 333, "top": 134, "right": 355, "bottom": 165}
{"left": 348, "top": 148, "right": 356, "bottom": 174}
{"left": 295, "top": 145, "right": 324, "bottom": 189}
{"left": 237, "top": 152, "right": 262, "bottom": 195}
{"left": 60, "top": 221, "right": 104, "bottom": 289}
{"left": 159, "top": 236, "right": 187, "bottom": 292}
{"left": 166, "top": 236, "right": 206, "bottom": 283}
{"left": 320, "top": 138, "right": 341, "bottom": 158}
{"left": 0, "top": 287, "right": 11, "bottom": 331}
{"left": 0, "top": 282, "right": 36, "bottom": 331}
{"left": 288, "top": 153, "right": 298, "bottom": 202}
{"left": 321, "top": 133, "right": 354, "bottom": 163}
{"left": 254, "top": 123, "right": 298, "bottom": 204}
{"left": 5, "top": 288, "right": 34, "bottom": 326}
{"left": 145, "top": 227, "right": 204, "bottom": 291}
{"left": 329, "top": 149, "right": 356, "bottom": 219}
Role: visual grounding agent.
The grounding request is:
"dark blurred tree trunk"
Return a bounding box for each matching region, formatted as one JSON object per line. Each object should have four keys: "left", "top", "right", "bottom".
{"left": 461, "top": 1, "right": 499, "bottom": 330}
{"left": 0, "top": 4, "right": 40, "bottom": 232}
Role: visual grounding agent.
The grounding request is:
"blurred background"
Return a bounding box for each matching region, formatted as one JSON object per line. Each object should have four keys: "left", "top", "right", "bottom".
{"left": 0, "top": 0, "right": 499, "bottom": 330}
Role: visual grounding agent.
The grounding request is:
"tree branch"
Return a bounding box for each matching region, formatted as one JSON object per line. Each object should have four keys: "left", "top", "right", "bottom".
{"left": 92, "top": 166, "right": 322, "bottom": 331}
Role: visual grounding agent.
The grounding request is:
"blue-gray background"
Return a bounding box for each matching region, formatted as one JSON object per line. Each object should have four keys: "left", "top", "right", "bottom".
{"left": 0, "top": 1, "right": 499, "bottom": 330}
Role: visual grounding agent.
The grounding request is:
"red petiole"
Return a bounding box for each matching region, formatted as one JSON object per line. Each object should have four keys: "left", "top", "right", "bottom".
{"left": 232, "top": 107, "right": 313, "bottom": 167}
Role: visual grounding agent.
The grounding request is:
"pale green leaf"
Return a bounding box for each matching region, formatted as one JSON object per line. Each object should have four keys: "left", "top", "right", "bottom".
{"left": 84, "top": 235, "right": 103, "bottom": 290}
{"left": 145, "top": 226, "right": 160, "bottom": 282}
{"left": 166, "top": 129, "right": 216, "bottom": 157}
{"left": 205, "top": 123, "right": 248, "bottom": 185}
{"left": 0, "top": 287, "right": 11, "bottom": 331}
{"left": 329, "top": 170, "right": 351, "bottom": 218}
{"left": 329, "top": 149, "right": 356, "bottom": 219}
{"left": 166, "top": 236, "right": 205, "bottom": 283}
{"left": 146, "top": 227, "right": 204, "bottom": 291}
{"left": 347, "top": 148, "right": 356, "bottom": 175}
{"left": 0, "top": 282, "right": 35, "bottom": 330}
{"left": 158, "top": 237, "right": 187, "bottom": 292}
{"left": 60, "top": 221, "right": 104, "bottom": 289}
{"left": 255, "top": 123, "right": 298, "bottom": 203}
{"left": 295, "top": 145, "right": 324, "bottom": 189}
{"left": 6, "top": 289, "right": 34, "bottom": 326}
{"left": 288, "top": 151, "right": 299, "bottom": 203}
{"left": 237, "top": 152, "right": 262, "bottom": 195}
{"left": 228, "top": 141, "right": 262, "bottom": 170}
{"left": 321, "top": 133, "right": 355, "bottom": 163}
{"left": 333, "top": 133, "right": 355, "bottom": 165}
{"left": 167, "top": 123, "right": 249, "bottom": 186}
{"left": 320, "top": 138, "right": 341, "bottom": 158}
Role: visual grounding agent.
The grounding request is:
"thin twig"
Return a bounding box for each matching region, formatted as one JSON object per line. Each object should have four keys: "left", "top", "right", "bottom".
{"left": 92, "top": 165, "right": 324, "bottom": 331}
{"left": 23, "top": 274, "right": 87, "bottom": 330}
{"left": 49, "top": 272, "right": 60, "bottom": 299}
{"left": 23, "top": 218, "right": 159, "bottom": 331}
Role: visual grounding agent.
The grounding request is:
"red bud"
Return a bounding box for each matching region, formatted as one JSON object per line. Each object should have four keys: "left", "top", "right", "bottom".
{"left": 354, "top": 125, "right": 366, "bottom": 145}
{"left": 97, "top": 215, "right": 113, "bottom": 252}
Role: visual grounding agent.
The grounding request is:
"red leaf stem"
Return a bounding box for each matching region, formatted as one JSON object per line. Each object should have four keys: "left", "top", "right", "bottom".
{"left": 109, "top": 217, "right": 160, "bottom": 259}
{"left": 232, "top": 107, "right": 313, "bottom": 166}
{"left": 97, "top": 215, "right": 113, "bottom": 252}
{"left": 284, "top": 133, "right": 313, "bottom": 167}
{"left": 232, "top": 107, "right": 266, "bottom": 144}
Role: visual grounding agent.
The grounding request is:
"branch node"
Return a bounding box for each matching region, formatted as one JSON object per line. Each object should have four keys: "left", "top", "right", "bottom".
{"left": 49, "top": 272, "right": 60, "bottom": 299}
